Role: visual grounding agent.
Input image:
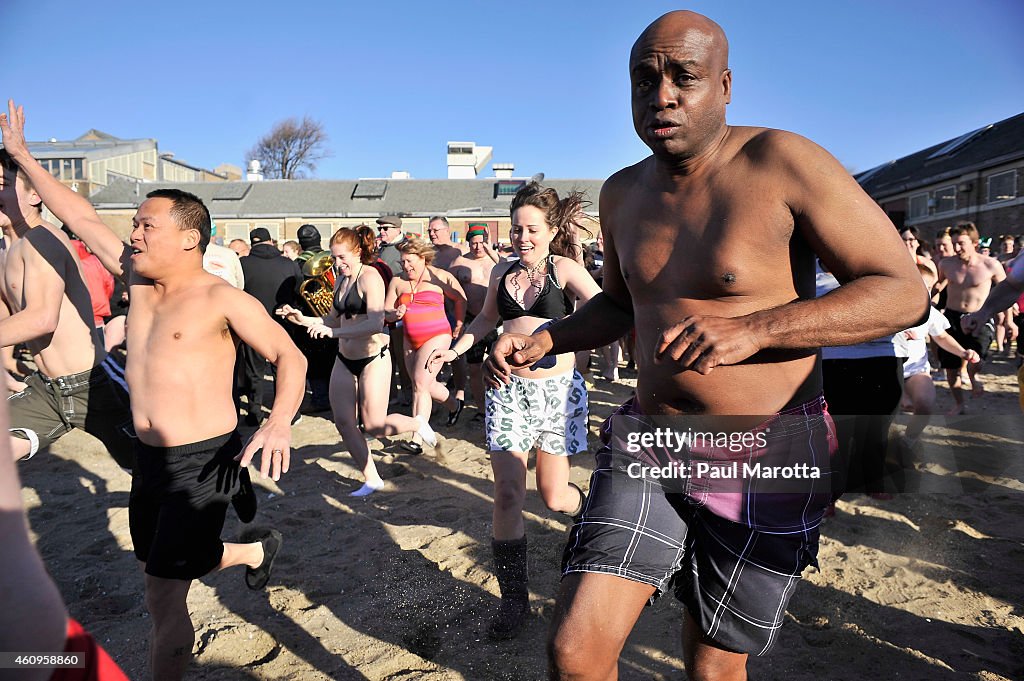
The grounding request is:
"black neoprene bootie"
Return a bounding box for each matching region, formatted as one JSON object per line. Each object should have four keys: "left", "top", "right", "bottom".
{"left": 488, "top": 536, "right": 530, "bottom": 640}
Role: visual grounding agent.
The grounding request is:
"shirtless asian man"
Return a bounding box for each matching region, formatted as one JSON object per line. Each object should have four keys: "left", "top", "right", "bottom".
{"left": 485, "top": 12, "right": 927, "bottom": 681}
{"left": 2, "top": 100, "right": 307, "bottom": 681}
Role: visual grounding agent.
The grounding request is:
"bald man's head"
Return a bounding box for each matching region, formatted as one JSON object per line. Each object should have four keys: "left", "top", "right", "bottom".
{"left": 629, "top": 11, "right": 732, "bottom": 162}
{"left": 632, "top": 11, "right": 729, "bottom": 72}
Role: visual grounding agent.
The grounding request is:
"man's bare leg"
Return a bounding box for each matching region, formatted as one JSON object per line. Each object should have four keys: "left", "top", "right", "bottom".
{"left": 143, "top": 542, "right": 264, "bottom": 681}
{"left": 452, "top": 354, "right": 467, "bottom": 403}
{"left": 967, "top": 360, "right": 985, "bottom": 397}
{"left": 144, "top": 573, "right": 194, "bottom": 681}
{"left": 468, "top": 362, "right": 486, "bottom": 415}
{"left": 547, "top": 572, "right": 654, "bottom": 680}
{"left": 945, "top": 367, "right": 966, "bottom": 415}
{"left": 681, "top": 610, "right": 749, "bottom": 681}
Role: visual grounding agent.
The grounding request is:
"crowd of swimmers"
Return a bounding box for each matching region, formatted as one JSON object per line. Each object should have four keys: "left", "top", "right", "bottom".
{"left": 2, "top": 9, "right": 1024, "bottom": 680}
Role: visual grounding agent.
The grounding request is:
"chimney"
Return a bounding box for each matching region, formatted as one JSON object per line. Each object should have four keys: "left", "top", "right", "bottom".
{"left": 493, "top": 163, "right": 515, "bottom": 179}
{"left": 246, "top": 159, "right": 264, "bottom": 182}
{"left": 447, "top": 141, "right": 493, "bottom": 179}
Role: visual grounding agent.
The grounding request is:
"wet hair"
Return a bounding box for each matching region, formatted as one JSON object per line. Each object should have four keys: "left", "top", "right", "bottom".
{"left": 509, "top": 182, "right": 593, "bottom": 260}
{"left": 901, "top": 226, "right": 921, "bottom": 240}
{"left": 145, "top": 188, "right": 211, "bottom": 254}
{"left": 330, "top": 224, "right": 377, "bottom": 265}
{"left": 950, "top": 221, "right": 979, "bottom": 244}
{"left": 396, "top": 235, "right": 436, "bottom": 265}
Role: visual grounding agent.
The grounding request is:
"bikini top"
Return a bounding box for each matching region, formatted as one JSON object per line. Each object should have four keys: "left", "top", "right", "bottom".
{"left": 334, "top": 266, "right": 367, "bottom": 319}
{"left": 497, "top": 255, "right": 573, "bottom": 322}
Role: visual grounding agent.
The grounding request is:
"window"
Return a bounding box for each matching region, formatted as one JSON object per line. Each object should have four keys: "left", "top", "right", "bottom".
{"left": 496, "top": 180, "right": 526, "bottom": 197}
{"left": 224, "top": 223, "right": 250, "bottom": 242}
{"left": 908, "top": 193, "right": 929, "bottom": 219}
{"left": 925, "top": 125, "right": 992, "bottom": 160}
{"left": 987, "top": 170, "right": 1017, "bottom": 203}
{"left": 352, "top": 181, "right": 387, "bottom": 199}
{"left": 933, "top": 185, "right": 955, "bottom": 214}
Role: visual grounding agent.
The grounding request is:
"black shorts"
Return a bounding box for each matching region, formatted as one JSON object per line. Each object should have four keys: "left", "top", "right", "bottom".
{"left": 937, "top": 309, "right": 993, "bottom": 368}
{"left": 130, "top": 431, "right": 251, "bottom": 580}
{"left": 562, "top": 451, "right": 819, "bottom": 656}
{"left": 465, "top": 328, "right": 499, "bottom": 364}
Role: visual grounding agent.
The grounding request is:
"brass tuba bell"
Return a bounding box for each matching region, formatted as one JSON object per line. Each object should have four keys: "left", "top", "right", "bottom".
{"left": 299, "top": 252, "right": 337, "bottom": 317}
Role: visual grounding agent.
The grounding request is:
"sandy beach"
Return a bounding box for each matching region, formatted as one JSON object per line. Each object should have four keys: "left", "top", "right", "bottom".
{"left": 19, "top": 353, "right": 1024, "bottom": 680}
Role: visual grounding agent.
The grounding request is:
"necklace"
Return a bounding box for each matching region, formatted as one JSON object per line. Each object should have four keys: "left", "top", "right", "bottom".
{"left": 409, "top": 266, "right": 426, "bottom": 304}
{"left": 511, "top": 258, "right": 546, "bottom": 307}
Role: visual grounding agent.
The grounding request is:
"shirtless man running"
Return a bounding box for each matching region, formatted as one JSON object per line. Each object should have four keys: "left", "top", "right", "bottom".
{"left": 0, "top": 149, "right": 134, "bottom": 467}
{"left": 935, "top": 222, "right": 1005, "bottom": 412}
{"left": 485, "top": 12, "right": 926, "bottom": 681}
{"left": 427, "top": 216, "right": 467, "bottom": 271}
{"left": 2, "top": 100, "right": 307, "bottom": 681}
{"left": 451, "top": 226, "right": 499, "bottom": 417}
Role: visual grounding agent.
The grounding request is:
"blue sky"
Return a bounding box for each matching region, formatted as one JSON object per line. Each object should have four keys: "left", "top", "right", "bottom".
{"left": 7, "top": 0, "right": 1023, "bottom": 180}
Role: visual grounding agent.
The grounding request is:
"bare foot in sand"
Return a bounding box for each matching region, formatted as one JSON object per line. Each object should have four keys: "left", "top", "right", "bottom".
{"left": 947, "top": 403, "right": 967, "bottom": 416}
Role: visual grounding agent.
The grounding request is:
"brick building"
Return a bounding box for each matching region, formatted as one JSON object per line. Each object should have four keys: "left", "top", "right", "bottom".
{"left": 856, "top": 112, "right": 1024, "bottom": 240}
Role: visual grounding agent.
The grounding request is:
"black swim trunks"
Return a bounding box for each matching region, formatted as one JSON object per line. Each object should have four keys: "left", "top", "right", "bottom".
{"left": 937, "top": 309, "right": 993, "bottom": 369}
{"left": 130, "top": 431, "right": 252, "bottom": 580}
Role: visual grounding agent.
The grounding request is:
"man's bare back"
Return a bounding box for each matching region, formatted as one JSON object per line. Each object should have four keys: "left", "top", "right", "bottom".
{"left": 1, "top": 223, "right": 102, "bottom": 378}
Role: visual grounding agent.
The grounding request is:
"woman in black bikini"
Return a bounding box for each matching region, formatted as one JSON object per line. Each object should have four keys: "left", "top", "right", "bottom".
{"left": 278, "top": 226, "right": 436, "bottom": 495}
{"left": 427, "top": 183, "right": 601, "bottom": 637}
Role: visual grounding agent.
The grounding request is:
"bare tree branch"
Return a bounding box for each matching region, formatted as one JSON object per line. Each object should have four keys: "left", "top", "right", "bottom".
{"left": 246, "top": 116, "right": 331, "bottom": 179}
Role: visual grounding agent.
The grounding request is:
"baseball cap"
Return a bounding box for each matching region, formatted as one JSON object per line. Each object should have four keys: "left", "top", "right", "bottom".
{"left": 249, "top": 228, "right": 272, "bottom": 245}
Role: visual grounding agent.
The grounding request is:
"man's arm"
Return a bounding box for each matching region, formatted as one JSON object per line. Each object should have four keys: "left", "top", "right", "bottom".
{"left": 0, "top": 246, "right": 65, "bottom": 348}
{"left": 221, "top": 287, "right": 306, "bottom": 481}
{"left": 0, "top": 101, "right": 130, "bottom": 277}
{"left": 0, "top": 397, "right": 69, "bottom": 680}
{"left": 544, "top": 175, "right": 635, "bottom": 355}
{"left": 485, "top": 178, "right": 635, "bottom": 381}
{"left": 656, "top": 131, "right": 928, "bottom": 374}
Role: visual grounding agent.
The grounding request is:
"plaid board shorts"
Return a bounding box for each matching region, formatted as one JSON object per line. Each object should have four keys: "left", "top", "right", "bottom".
{"left": 485, "top": 369, "right": 588, "bottom": 455}
{"left": 561, "top": 395, "right": 834, "bottom": 656}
